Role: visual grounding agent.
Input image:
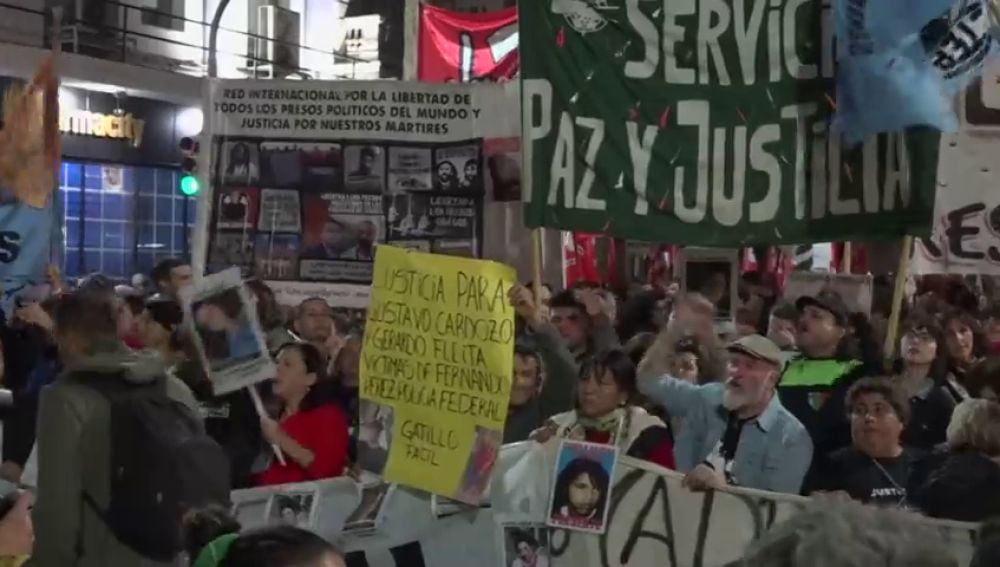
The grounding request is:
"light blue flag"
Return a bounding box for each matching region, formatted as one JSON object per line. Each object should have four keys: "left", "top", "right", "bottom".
{"left": 861, "top": 0, "right": 957, "bottom": 47}
{"left": 0, "top": 198, "right": 57, "bottom": 312}
{"left": 835, "top": 0, "right": 1000, "bottom": 144}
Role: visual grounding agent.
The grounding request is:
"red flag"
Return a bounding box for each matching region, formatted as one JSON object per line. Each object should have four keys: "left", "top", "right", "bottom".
{"left": 418, "top": 4, "right": 519, "bottom": 83}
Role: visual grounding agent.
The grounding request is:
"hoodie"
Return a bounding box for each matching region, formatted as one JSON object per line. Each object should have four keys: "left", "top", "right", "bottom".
{"left": 27, "top": 342, "right": 197, "bottom": 567}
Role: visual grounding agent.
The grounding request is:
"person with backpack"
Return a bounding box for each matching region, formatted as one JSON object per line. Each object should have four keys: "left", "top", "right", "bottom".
{"left": 28, "top": 292, "right": 231, "bottom": 567}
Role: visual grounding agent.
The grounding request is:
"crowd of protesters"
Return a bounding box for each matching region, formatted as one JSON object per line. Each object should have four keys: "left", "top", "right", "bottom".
{"left": 0, "top": 257, "right": 997, "bottom": 565}
{"left": 506, "top": 271, "right": 1000, "bottom": 526}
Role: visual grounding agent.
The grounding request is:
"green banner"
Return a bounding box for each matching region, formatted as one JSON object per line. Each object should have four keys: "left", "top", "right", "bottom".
{"left": 520, "top": 0, "right": 938, "bottom": 245}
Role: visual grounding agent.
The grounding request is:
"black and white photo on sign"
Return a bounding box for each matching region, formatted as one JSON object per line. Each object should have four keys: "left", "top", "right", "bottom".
{"left": 266, "top": 490, "right": 318, "bottom": 529}
{"left": 260, "top": 141, "right": 343, "bottom": 190}
{"left": 231, "top": 495, "right": 270, "bottom": 531}
{"left": 210, "top": 232, "right": 255, "bottom": 267}
{"left": 220, "top": 140, "right": 261, "bottom": 185}
{"left": 495, "top": 515, "right": 551, "bottom": 567}
{"left": 386, "top": 194, "right": 480, "bottom": 241}
{"left": 678, "top": 248, "right": 739, "bottom": 321}
{"left": 181, "top": 268, "right": 274, "bottom": 395}
{"left": 434, "top": 143, "right": 482, "bottom": 191}
{"left": 357, "top": 401, "right": 393, "bottom": 476}
{"left": 258, "top": 188, "right": 302, "bottom": 233}
{"left": 387, "top": 146, "right": 433, "bottom": 192}
{"left": 254, "top": 233, "right": 300, "bottom": 281}
{"left": 343, "top": 482, "right": 395, "bottom": 534}
{"left": 217, "top": 188, "right": 257, "bottom": 230}
{"left": 344, "top": 144, "right": 386, "bottom": 192}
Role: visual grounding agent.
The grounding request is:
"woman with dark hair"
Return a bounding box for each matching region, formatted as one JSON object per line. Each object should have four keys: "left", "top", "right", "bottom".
{"left": 534, "top": 350, "right": 675, "bottom": 469}
{"left": 942, "top": 310, "right": 988, "bottom": 388}
{"left": 895, "top": 316, "right": 962, "bottom": 450}
{"left": 183, "top": 506, "right": 344, "bottom": 567}
{"left": 550, "top": 457, "right": 610, "bottom": 524}
{"left": 255, "top": 343, "right": 349, "bottom": 486}
{"left": 225, "top": 142, "right": 258, "bottom": 184}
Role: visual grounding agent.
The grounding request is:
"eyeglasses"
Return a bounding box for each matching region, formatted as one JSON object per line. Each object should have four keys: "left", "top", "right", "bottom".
{"left": 849, "top": 404, "right": 896, "bottom": 420}
{"left": 903, "top": 331, "right": 935, "bottom": 343}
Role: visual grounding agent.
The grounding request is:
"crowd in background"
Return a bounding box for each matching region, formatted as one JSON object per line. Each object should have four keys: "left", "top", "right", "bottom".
{"left": 0, "top": 258, "right": 997, "bottom": 565}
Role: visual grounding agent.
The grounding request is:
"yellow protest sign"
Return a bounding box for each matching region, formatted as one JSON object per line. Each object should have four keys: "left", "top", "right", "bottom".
{"left": 360, "top": 245, "right": 515, "bottom": 504}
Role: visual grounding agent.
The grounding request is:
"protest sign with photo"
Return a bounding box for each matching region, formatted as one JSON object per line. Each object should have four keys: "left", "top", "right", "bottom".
{"left": 546, "top": 441, "right": 616, "bottom": 535}
{"left": 267, "top": 490, "right": 319, "bottom": 529}
{"left": 519, "top": 0, "right": 939, "bottom": 246}
{"left": 495, "top": 515, "right": 551, "bottom": 567}
{"left": 201, "top": 79, "right": 518, "bottom": 307}
{"left": 216, "top": 188, "right": 259, "bottom": 231}
{"left": 227, "top": 449, "right": 977, "bottom": 567}
{"left": 388, "top": 146, "right": 434, "bottom": 192}
{"left": 678, "top": 248, "right": 739, "bottom": 321}
{"left": 181, "top": 268, "right": 274, "bottom": 395}
{"left": 360, "top": 246, "right": 516, "bottom": 504}
{"left": 911, "top": 131, "right": 1000, "bottom": 275}
{"left": 783, "top": 272, "right": 874, "bottom": 316}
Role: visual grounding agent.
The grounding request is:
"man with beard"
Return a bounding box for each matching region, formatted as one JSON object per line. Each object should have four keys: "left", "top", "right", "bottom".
{"left": 639, "top": 335, "right": 812, "bottom": 493}
{"left": 779, "top": 290, "right": 871, "bottom": 492}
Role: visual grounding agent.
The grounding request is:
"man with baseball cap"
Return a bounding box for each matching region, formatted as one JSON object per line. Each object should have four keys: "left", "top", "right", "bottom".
{"left": 780, "top": 290, "right": 870, "bottom": 492}
{"left": 639, "top": 334, "right": 812, "bottom": 494}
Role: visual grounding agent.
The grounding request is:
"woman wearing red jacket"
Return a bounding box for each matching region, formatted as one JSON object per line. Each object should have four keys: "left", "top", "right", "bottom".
{"left": 256, "top": 342, "right": 348, "bottom": 486}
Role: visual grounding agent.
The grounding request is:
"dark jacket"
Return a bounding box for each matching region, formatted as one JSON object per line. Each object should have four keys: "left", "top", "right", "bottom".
{"left": 903, "top": 379, "right": 960, "bottom": 451}
{"left": 173, "top": 358, "right": 261, "bottom": 489}
{"left": 910, "top": 449, "right": 1000, "bottom": 523}
{"left": 778, "top": 357, "right": 868, "bottom": 493}
{"left": 28, "top": 343, "right": 198, "bottom": 567}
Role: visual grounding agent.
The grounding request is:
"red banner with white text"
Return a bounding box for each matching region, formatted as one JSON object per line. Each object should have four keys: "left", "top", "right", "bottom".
{"left": 418, "top": 4, "right": 519, "bottom": 83}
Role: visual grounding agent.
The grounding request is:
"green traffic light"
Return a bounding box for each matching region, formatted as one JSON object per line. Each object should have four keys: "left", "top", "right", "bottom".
{"left": 180, "top": 174, "right": 200, "bottom": 196}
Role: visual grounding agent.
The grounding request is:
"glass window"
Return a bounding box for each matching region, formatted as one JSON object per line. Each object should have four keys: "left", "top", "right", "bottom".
{"left": 59, "top": 161, "right": 196, "bottom": 282}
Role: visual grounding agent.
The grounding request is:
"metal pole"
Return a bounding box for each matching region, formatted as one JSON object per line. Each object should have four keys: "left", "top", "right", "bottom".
{"left": 208, "top": 0, "right": 232, "bottom": 78}
{"left": 403, "top": 0, "right": 421, "bottom": 80}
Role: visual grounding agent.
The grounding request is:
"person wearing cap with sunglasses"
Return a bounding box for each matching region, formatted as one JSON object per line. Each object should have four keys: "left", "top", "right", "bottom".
{"left": 780, "top": 290, "right": 874, "bottom": 492}
{"left": 639, "top": 334, "right": 812, "bottom": 493}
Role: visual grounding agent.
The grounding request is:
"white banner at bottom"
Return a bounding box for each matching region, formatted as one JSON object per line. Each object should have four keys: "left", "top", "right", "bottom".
{"left": 231, "top": 443, "right": 977, "bottom": 567}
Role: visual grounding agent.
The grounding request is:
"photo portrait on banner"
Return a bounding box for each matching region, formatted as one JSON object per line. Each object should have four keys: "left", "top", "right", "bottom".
{"left": 181, "top": 267, "right": 274, "bottom": 395}
{"left": 546, "top": 440, "right": 617, "bottom": 535}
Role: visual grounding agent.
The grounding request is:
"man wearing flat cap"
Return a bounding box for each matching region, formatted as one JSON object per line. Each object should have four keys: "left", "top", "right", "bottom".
{"left": 639, "top": 334, "right": 812, "bottom": 494}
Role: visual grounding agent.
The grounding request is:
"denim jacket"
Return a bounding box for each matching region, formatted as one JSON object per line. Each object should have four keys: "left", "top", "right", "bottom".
{"left": 639, "top": 375, "right": 813, "bottom": 494}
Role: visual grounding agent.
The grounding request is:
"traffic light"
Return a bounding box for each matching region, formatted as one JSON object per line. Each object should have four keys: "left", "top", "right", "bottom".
{"left": 179, "top": 136, "right": 200, "bottom": 196}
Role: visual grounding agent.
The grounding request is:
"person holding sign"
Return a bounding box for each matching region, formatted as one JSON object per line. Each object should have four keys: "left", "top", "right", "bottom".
{"left": 255, "top": 343, "right": 348, "bottom": 486}
{"left": 532, "top": 351, "right": 675, "bottom": 469}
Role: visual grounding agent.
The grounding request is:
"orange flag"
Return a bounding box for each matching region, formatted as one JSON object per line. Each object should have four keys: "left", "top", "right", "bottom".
{"left": 0, "top": 56, "right": 60, "bottom": 208}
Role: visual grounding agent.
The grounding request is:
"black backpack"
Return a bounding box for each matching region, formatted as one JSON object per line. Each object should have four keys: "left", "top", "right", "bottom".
{"left": 77, "top": 372, "right": 232, "bottom": 561}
